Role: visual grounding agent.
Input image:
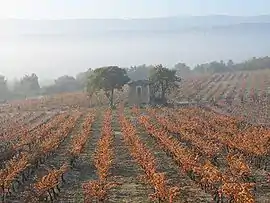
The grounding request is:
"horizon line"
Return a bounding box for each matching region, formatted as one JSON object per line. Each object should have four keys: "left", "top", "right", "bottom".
{"left": 1, "top": 14, "right": 270, "bottom": 21}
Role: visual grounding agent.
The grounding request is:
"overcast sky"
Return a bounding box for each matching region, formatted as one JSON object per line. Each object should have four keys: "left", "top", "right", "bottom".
{"left": 0, "top": 0, "right": 269, "bottom": 19}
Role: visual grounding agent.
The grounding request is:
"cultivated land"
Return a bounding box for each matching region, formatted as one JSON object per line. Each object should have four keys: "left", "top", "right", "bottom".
{"left": 0, "top": 103, "right": 269, "bottom": 203}
{"left": 0, "top": 69, "right": 270, "bottom": 202}
{"left": 173, "top": 69, "right": 270, "bottom": 124}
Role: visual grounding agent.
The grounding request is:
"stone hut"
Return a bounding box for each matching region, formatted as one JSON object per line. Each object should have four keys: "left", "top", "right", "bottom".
{"left": 128, "top": 80, "right": 151, "bottom": 105}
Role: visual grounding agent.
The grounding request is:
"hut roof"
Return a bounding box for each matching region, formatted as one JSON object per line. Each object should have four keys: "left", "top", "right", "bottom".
{"left": 128, "top": 80, "right": 151, "bottom": 86}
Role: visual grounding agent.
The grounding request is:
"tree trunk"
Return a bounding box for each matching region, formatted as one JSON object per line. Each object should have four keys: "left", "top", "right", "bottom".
{"left": 110, "top": 88, "right": 114, "bottom": 108}
{"left": 161, "top": 89, "right": 166, "bottom": 102}
{"left": 161, "top": 81, "right": 166, "bottom": 103}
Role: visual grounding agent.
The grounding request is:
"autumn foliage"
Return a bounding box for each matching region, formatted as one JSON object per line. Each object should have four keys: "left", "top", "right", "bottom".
{"left": 82, "top": 109, "right": 120, "bottom": 203}
{"left": 119, "top": 106, "right": 179, "bottom": 202}
{"left": 133, "top": 106, "right": 257, "bottom": 203}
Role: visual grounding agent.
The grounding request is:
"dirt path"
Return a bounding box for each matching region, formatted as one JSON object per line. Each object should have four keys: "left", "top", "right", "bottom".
{"left": 108, "top": 111, "right": 151, "bottom": 203}
{"left": 57, "top": 111, "right": 102, "bottom": 203}
{"left": 253, "top": 169, "right": 270, "bottom": 202}
{"left": 36, "top": 112, "right": 86, "bottom": 173}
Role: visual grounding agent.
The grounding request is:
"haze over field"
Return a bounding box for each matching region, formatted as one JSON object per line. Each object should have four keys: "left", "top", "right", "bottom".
{"left": 1, "top": 0, "right": 270, "bottom": 83}
{"left": 1, "top": 16, "right": 270, "bottom": 81}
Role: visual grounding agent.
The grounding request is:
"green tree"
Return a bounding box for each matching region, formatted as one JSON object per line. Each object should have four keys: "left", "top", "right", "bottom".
{"left": 54, "top": 75, "right": 80, "bottom": 92}
{"left": 149, "top": 65, "right": 180, "bottom": 104}
{"left": 193, "top": 64, "right": 208, "bottom": 74}
{"left": 174, "top": 63, "right": 191, "bottom": 78}
{"left": 76, "top": 68, "right": 93, "bottom": 90}
{"left": 126, "top": 64, "right": 154, "bottom": 81}
{"left": 227, "top": 59, "right": 234, "bottom": 70}
{"left": 14, "top": 73, "right": 40, "bottom": 98}
{"left": 234, "top": 56, "right": 270, "bottom": 70}
{"left": 42, "top": 75, "right": 83, "bottom": 95}
{"left": 87, "top": 66, "right": 130, "bottom": 108}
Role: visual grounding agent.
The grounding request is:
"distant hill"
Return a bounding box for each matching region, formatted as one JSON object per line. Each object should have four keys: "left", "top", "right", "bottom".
{"left": 1, "top": 15, "right": 270, "bottom": 80}
{"left": 1, "top": 15, "right": 270, "bottom": 35}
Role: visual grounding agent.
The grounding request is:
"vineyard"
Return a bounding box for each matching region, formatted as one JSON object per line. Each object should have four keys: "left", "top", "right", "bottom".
{"left": 0, "top": 103, "right": 269, "bottom": 203}
{"left": 173, "top": 69, "right": 270, "bottom": 124}
{"left": 3, "top": 70, "right": 269, "bottom": 125}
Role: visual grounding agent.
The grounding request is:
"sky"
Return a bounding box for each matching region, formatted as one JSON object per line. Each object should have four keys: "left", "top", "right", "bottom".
{"left": 0, "top": 0, "right": 269, "bottom": 19}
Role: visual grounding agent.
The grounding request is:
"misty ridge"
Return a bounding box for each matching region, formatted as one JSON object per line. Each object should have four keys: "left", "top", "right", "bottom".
{"left": 2, "top": 15, "right": 270, "bottom": 35}
{"left": 0, "top": 15, "right": 270, "bottom": 84}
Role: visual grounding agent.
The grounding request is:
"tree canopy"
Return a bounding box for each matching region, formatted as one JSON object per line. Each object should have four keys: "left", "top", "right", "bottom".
{"left": 42, "top": 75, "right": 81, "bottom": 95}
{"left": 87, "top": 66, "right": 130, "bottom": 108}
{"left": 149, "top": 65, "right": 180, "bottom": 104}
{"left": 14, "top": 73, "right": 40, "bottom": 98}
{"left": 126, "top": 64, "right": 154, "bottom": 81}
{"left": 174, "top": 63, "right": 192, "bottom": 78}
{"left": 76, "top": 68, "right": 93, "bottom": 90}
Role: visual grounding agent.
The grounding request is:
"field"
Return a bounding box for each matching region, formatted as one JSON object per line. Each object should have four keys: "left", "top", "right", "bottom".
{"left": 0, "top": 103, "right": 270, "bottom": 203}
{"left": 173, "top": 69, "right": 270, "bottom": 124}
{"left": 2, "top": 69, "right": 269, "bottom": 124}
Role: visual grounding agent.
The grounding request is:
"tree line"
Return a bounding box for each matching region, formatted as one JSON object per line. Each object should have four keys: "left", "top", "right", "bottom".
{"left": 0, "top": 65, "right": 180, "bottom": 108}
{"left": 0, "top": 55, "right": 269, "bottom": 102}
{"left": 127, "top": 56, "right": 270, "bottom": 79}
{"left": 0, "top": 74, "right": 85, "bottom": 102}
